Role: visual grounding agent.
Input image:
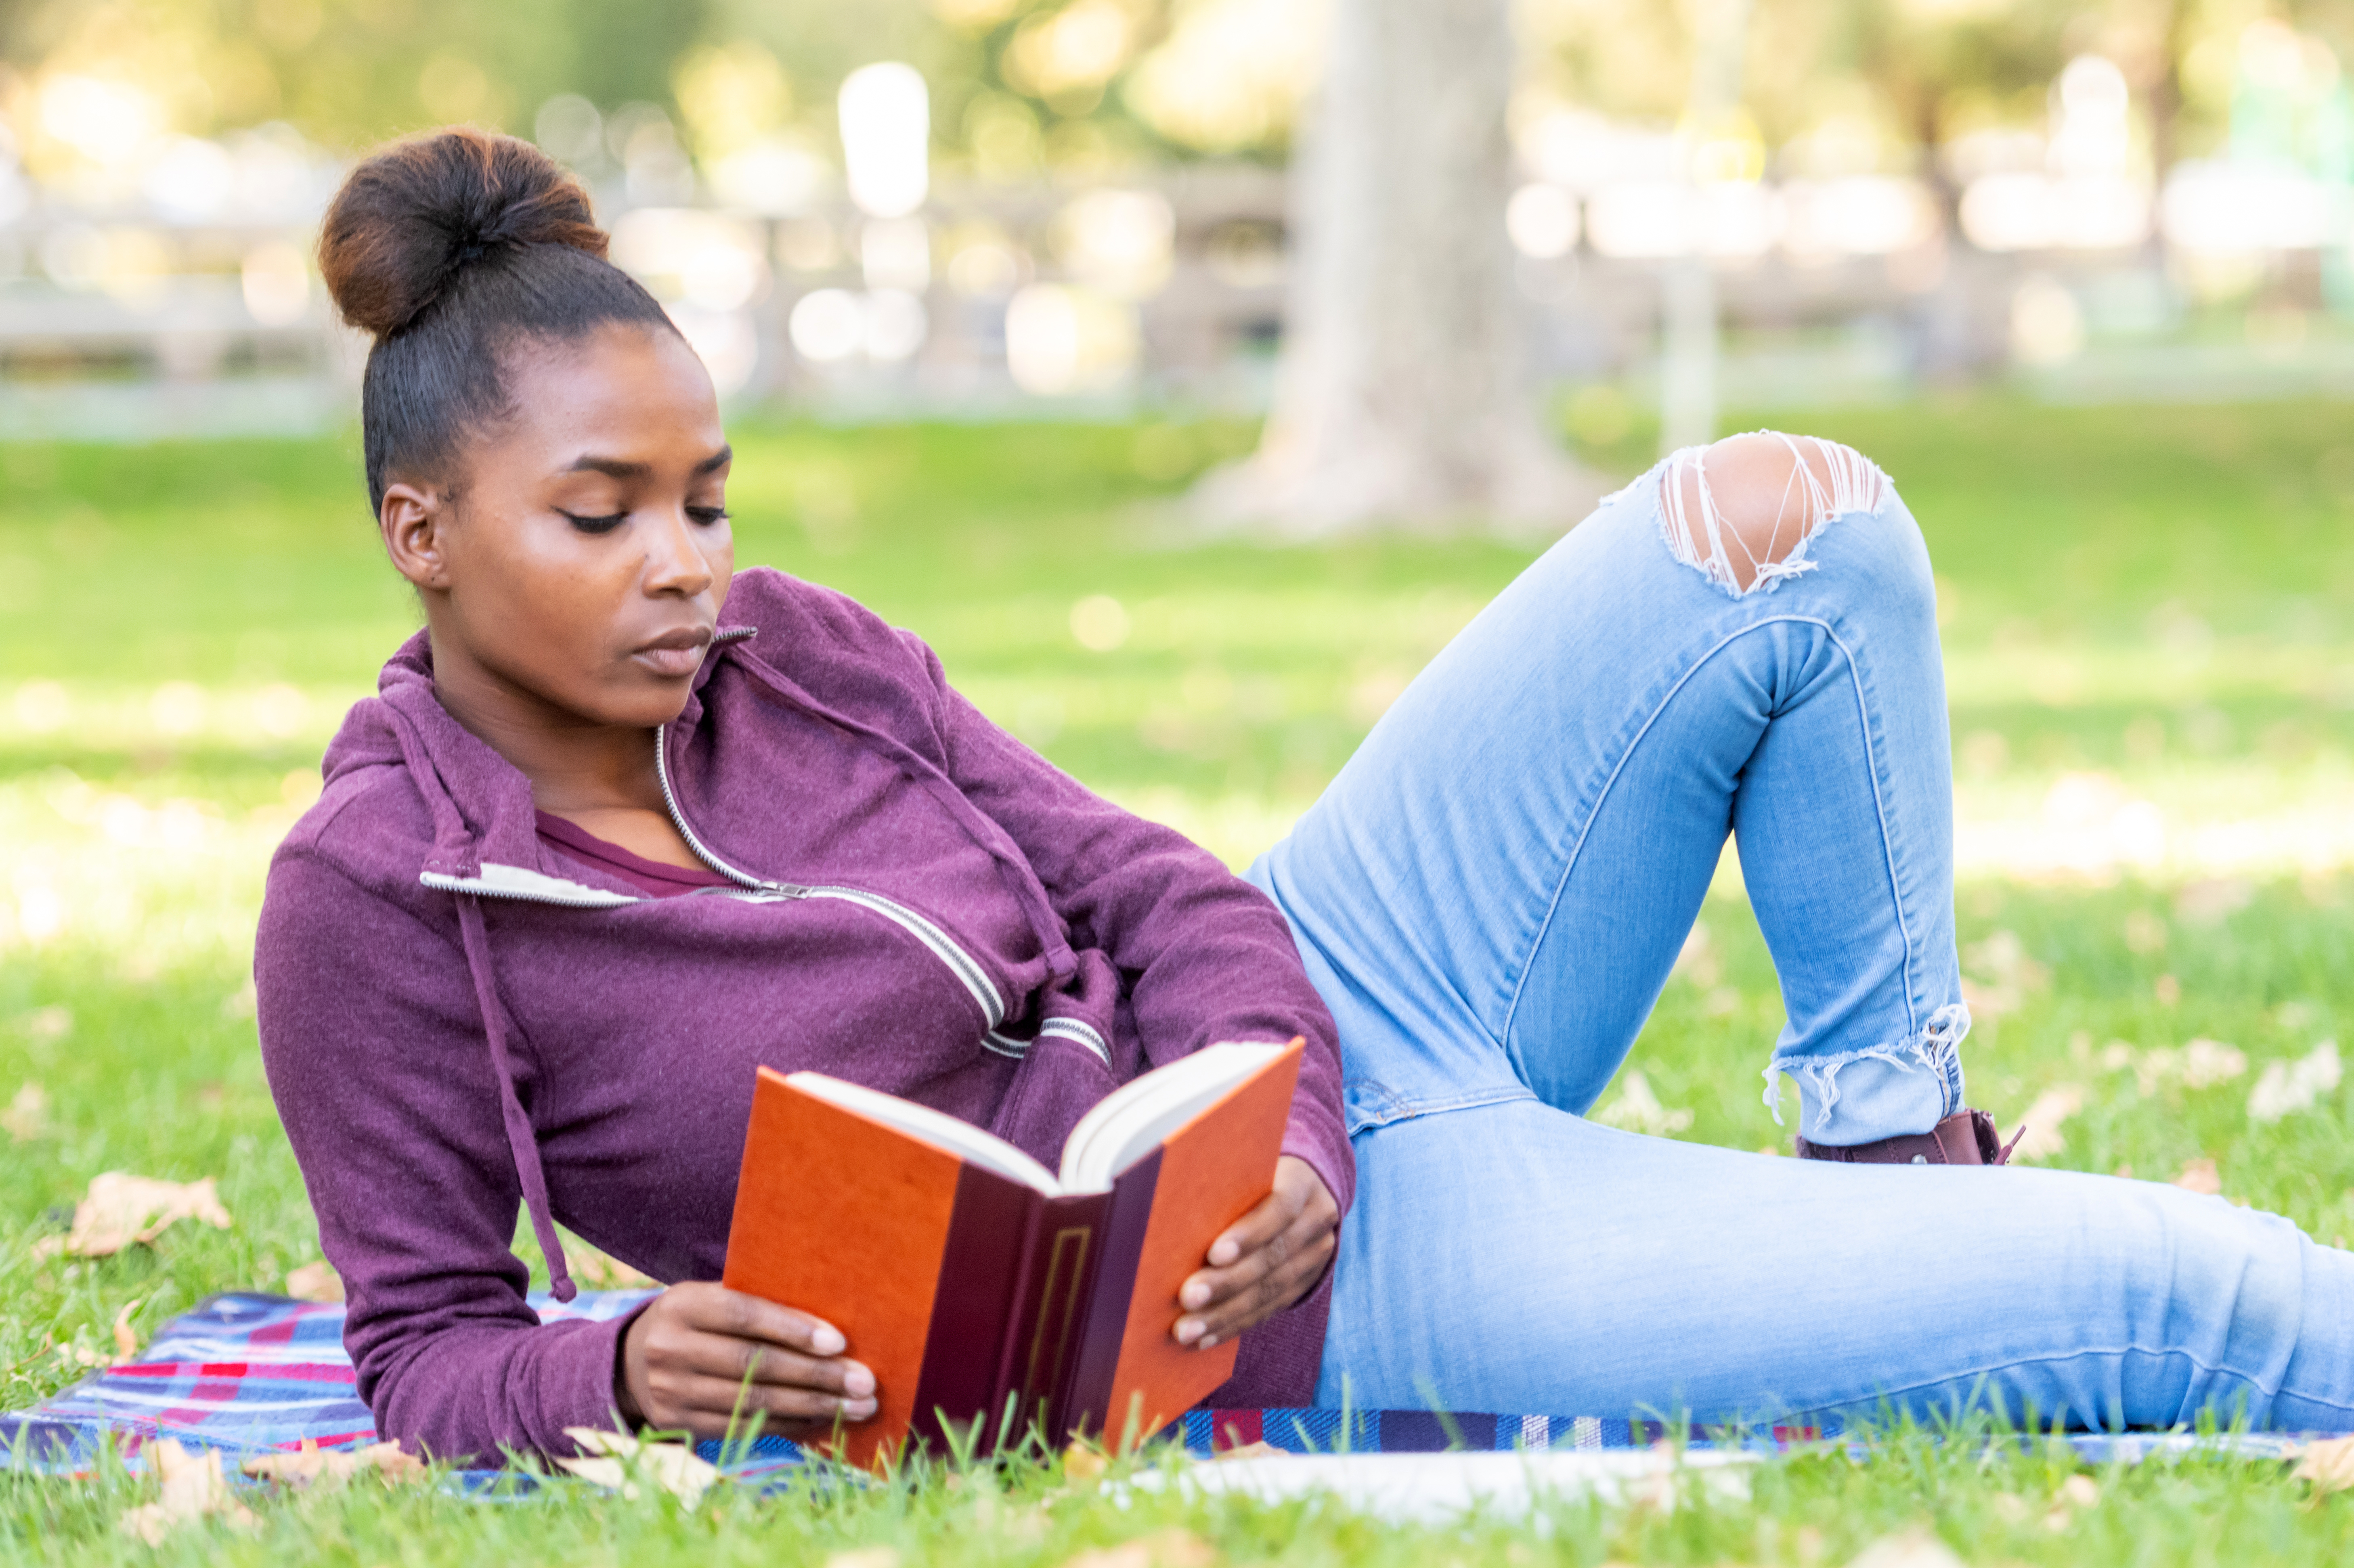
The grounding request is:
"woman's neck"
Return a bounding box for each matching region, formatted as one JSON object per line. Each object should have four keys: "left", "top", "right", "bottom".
{"left": 428, "top": 633, "right": 706, "bottom": 869}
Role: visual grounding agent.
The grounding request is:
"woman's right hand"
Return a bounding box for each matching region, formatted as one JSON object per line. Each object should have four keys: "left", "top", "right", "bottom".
{"left": 616, "top": 1282, "right": 878, "bottom": 1439}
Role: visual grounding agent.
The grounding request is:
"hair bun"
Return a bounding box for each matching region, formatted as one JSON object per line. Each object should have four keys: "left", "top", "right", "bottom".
{"left": 319, "top": 127, "right": 608, "bottom": 340}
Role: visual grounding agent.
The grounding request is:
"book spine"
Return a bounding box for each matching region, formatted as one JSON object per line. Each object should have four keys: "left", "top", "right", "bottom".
{"left": 986, "top": 1189, "right": 1111, "bottom": 1451}
{"left": 906, "top": 1164, "right": 1038, "bottom": 1456}
{"left": 1056, "top": 1146, "right": 1163, "bottom": 1447}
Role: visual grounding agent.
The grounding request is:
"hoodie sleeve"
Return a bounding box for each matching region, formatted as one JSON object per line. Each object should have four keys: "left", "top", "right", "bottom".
{"left": 255, "top": 846, "right": 637, "bottom": 1465}
{"left": 913, "top": 640, "right": 1354, "bottom": 1222}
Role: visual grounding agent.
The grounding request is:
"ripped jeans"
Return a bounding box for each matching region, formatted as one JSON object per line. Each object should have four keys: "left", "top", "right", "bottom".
{"left": 1247, "top": 440, "right": 2354, "bottom": 1430}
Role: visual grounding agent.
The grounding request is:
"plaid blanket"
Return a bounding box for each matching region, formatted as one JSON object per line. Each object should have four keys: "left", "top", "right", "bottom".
{"left": 1, "top": 1292, "right": 2313, "bottom": 1485}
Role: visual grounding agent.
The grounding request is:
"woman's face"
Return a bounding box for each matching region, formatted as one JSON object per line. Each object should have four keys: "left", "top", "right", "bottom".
{"left": 380, "top": 322, "right": 736, "bottom": 731}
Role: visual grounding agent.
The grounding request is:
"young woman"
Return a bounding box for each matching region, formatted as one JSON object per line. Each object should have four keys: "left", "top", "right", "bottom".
{"left": 258, "top": 130, "right": 2354, "bottom": 1466}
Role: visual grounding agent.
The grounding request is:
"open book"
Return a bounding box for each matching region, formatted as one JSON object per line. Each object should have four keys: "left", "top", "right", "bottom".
{"left": 723, "top": 1038, "right": 1304, "bottom": 1467}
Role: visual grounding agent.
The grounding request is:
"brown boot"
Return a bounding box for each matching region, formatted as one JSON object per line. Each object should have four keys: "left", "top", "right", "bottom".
{"left": 1795, "top": 1109, "right": 2024, "bottom": 1166}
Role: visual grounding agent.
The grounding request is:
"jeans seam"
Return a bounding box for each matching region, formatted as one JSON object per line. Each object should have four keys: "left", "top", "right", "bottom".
{"left": 1827, "top": 1342, "right": 2332, "bottom": 1417}
{"left": 1496, "top": 610, "right": 1923, "bottom": 1097}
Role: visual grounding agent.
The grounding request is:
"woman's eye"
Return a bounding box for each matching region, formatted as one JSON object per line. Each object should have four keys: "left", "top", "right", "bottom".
{"left": 687, "top": 506, "right": 732, "bottom": 527}
{"left": 560, "top": 510, "right": 629, "bottom": 535}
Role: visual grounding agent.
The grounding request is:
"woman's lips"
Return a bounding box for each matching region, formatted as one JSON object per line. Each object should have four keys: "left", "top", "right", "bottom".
{"left": 631, "top": 630, "right": 713, "bottom": 680}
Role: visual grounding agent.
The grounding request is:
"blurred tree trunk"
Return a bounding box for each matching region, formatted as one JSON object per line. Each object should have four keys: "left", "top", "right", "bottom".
{"left": 1189, "top": 0, "right": 1610, "bottom": 537}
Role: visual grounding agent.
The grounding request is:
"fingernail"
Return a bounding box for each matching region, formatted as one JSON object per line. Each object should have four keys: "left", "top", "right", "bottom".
{"left": 844, "top": 1397, "right": 877, "bottom": 1419}
{"left": 842, "top": 1364, "right": 875, "bottom": 1397}
{"left": 811, "top": 1324, "right": 846, "bottom": 1355}
{"left": 1198, "top": 1333, "right": 1218, "bottom": 1350}
{"left": 1180, "top": 1282, "right": 1208, "bottom": 1309}
{"left": 1209, "top": 1240, "right": 1237, "bottom": 1266}
{"left": 1174, "top": 1317, "right": 1201, "bottom": 1344}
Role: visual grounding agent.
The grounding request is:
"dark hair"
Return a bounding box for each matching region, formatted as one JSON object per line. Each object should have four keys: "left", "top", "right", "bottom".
{"left": 318, "top": 127, "right": 677, "bottom": 511}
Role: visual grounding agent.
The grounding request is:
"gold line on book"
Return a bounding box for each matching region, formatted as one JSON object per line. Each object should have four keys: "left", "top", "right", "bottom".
{"left": 1019, "top": 1225, "right": 1093, "bottom": 1421}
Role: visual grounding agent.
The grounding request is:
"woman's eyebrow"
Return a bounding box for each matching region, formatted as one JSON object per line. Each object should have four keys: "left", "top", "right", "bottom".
{"left": 564, "top": 455, "right": 651, "bottom": 479}
{"left": 558, "top": 444, "right": 731, "bottom": 480}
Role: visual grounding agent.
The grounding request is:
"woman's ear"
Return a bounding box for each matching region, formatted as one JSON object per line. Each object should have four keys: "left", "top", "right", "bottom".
{"left": 380, "top": 482, "right": 453, "bottom": 590}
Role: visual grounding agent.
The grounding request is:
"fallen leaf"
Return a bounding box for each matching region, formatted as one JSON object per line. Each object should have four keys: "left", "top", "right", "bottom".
{"left": 1846, "top": 1527, "right": 1966, "bottom": 1568}
{"left": 1671, "top": 924, "right": 1721, "bottom": 988}
{"left": 2293, "top": 1435, "right": 2354, "bottom": 1493}
{"left": 2250, "top": 1040, "right": 2342, "bottom": 1123}
{"left": 2180, "top": 1039, "right": 2249, "bottom": 1088}
{"left": 2172, "top": 1158, "right": 2222, "bottom": 1195}
{"left": 1059, "top": 1530, "right": 1218, "bottom": 1568}
{"left": 1592, "top": 1070, "right": 1695, "bottom": 1136}
{"left": 242, "top": 1437, "right": 425, "bottom": 1487}
{"left": 2110, "top": 1039, "right": 2249, "bottom": 1097}
{"left": 2, "top": 1082, "right": 47, "bottom": 1141}
{"left": 14, "top": 1005, "right": 71, "bottom": 1043}
{"left": 2006, "top": 1084, "right": 2087, "bottom": 1163}
{"left": 32, "top": 1172, "right": 233, "bottom": 1260}
{"left": 119, "top": 1438, "right": 259, "bottom": 1543}
{"left": 112, "top": 1299, "right": 144, "bottom": 1362}
{"left": 2175, "top": 877, "right": 2254, "bottom": 925}
{"left": 284, "top": 1260, "right": 344, "bottom": 1302}
{"left": 2155, "top": 974, "right": 2182, "bottom": 1006}
{"left": 1962, "top": 930, "right": 2051, "bottom": 1020}
{"left": 1212, "top": 1440, "right": 1284, "bottom": 1461}
{"left": 1061, "top": 1442, "right": 1109, "bottom": 1481}
{"left": 567, "top": 1244, "right": 658, "bottom": 1290}
{"left": 558, "top": 1427, "right": 717, "bottom": 1505}
{"left": 2042, "top": 1471, "right": 2100, "bottom": 1528}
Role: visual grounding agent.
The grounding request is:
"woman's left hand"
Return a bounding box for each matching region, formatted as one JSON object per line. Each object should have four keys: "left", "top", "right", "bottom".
{"left": 1174, "top": 1156, "right": 1338, "bottom": 1349}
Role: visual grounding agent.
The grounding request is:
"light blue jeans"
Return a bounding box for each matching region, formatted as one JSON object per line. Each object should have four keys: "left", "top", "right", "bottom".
{"left": 1247, "top": 444, "right": 2354, "bottom": 1432}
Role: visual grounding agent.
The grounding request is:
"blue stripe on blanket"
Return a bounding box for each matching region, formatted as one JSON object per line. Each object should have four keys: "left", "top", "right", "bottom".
{"left": 0, "top": 1292, "right": 2321, "bottom": 1484}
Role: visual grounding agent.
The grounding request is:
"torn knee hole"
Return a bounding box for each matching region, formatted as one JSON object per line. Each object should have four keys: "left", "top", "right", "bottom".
{"left": 1658, "top": 432, "right": 1889, "bottom": 596}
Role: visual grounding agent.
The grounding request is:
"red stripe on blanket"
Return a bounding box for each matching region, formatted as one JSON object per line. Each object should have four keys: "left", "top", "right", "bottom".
{"left": 1209, "top": 1410, "right": 1263, "bottom": 1451}
{"left": 109, "top": 1361, "right": 356, "bottom": 1384}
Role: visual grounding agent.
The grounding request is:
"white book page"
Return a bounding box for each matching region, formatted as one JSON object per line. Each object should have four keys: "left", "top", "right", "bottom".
{"left": 1057, "top": 1042, "right": 1284, "bottom": 1192}
{"left": 786, "top": 1072, "right": 1063, "bottom": 1195}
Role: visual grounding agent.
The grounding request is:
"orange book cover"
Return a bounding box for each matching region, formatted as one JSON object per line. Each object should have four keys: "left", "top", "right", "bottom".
{"left": 722, "top": 1040, "right": 1304, "bottom": 1467}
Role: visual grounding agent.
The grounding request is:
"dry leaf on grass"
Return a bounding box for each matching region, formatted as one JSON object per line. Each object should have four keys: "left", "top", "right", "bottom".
{"left": 1845, "top": 1526, "right": 1966, "bottom": 1568}
{"left": 557, "top": 1427, "right": 718, "bottom": 1505}
{"left": 2249, "top": 1041, "right": 2342, "bottom": 1124}
{"left": 242, "top": 1436, "right": 425, "bottom": 1487}
{"left": 1057, "top": 1529, "right": 1219, "bottom": 1568}
{"left": 2043, "top": 1472, "right": 2100, "bottom": 1529}
{"left": 112, "top": 1299, "right": 143, "bottom": 1362}
{"left": 13, "top": 1005, "right": 71, "bottom": 1043}
{"left": 1061, "top": 1442, "right": 1109, "bottom": 1481}
{"left": 2292, "top": 1435, "right": 2354, "bottom": 1494}
{"left": 2005, "top": 1085, "right": 2087, "bottom": 1163}
{"left": 3, "top": 1082, "right": 47, "bottom": 1141}
{"left": 1212, "top": 1440, "right": 1285, "bottom": 1461}
{"left": 1592, "top": 1070, "right": 1695, "bottom": 1136}
{"left": 118, "top": 1438, "right": 259, "bottom": 1543}
{"left": 284, "top": 1260, "right": 344, "bottom": 1302}
{"left": 567, "top": 1244, "right": 658, "bottom": 1290}
{"left": 2173, "top": 1158, "right": 2222, "bottom": 1195}
{"left": 33, "top": 1172, "right": 233, "bottom": 1260}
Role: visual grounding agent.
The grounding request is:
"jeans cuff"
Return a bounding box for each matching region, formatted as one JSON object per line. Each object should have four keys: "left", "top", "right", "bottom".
{"left": 1763, "top": 1001, "right": 1971, "bottom": 1146}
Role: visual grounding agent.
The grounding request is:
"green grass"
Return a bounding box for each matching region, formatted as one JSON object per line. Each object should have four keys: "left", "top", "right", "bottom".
{"left": 4, "top": 398, "right": 2354, "bottom": 1561}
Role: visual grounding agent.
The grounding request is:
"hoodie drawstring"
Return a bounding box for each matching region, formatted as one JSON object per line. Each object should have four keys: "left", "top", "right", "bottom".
{"left": 454, "top": 893, "right": 576, "bottom": 1303}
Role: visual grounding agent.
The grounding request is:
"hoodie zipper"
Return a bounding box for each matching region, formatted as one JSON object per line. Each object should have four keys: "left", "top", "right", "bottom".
{"left": 652, "top": 723, "right": 1009, "bottom": 1032}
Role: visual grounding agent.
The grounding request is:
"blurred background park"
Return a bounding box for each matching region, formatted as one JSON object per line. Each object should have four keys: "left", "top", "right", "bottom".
{"left": 5, "top": 0, "right": 2354, "bottom": 1435}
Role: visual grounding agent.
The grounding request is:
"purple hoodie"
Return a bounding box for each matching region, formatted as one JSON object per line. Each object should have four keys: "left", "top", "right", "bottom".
{"left": 255, "top": 567, "right": 1351, "bottom": 1464}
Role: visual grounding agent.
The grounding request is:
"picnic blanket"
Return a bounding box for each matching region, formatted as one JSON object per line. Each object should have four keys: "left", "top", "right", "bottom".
{"left": 1, "top": 1292, "right": 2315, "bottom": 1487}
